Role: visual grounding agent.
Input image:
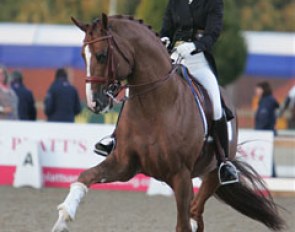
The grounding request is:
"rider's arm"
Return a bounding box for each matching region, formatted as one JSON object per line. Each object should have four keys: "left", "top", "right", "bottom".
{"left": 194, "top": 0, "right": 223, "bottom": 52}
{"left": 160, "top": 0, "right": 175, "bottom": 44}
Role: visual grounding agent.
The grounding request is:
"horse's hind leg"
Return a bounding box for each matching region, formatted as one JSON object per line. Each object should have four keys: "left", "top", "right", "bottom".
{"left": 52, "top": 154, "right": 136, "bottom": 232}
{"left": 170, "top": 169, "right": 194, "bottom": 232}
{"left": 190, "top": 170, "right": 219, "bottom": 232}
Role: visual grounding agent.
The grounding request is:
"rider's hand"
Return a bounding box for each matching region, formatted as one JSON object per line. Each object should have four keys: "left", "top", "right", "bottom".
{"left": 170, "top": 50, "right": 180, "bottom": 64}
{"left": 191, "top": 41, "right": 206, "bottom": 55}
{"left": 176, "top": 42, "right": 196, "bottom": 58}
{"left": 161, "top": 37, "right": 171, "bottom": 48}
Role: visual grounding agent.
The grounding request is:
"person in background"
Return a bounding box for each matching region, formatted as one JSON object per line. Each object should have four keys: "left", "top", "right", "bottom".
{"left": 11, "top": 70, "right": 37, "bottom": 121}
{"left": 254, "top": 81, "right": 279, "bottom": 134}
{"left": 0, "top": 65, "right": 18, "bottom": 120}
{"left": 278, "top": 85, "right": 295, "bottom": 129}
{"left": 44, "top": 68, "right": 81, "bottom": 122}
{"left": 254, "top": 81, "right": 279, "bottom": 178}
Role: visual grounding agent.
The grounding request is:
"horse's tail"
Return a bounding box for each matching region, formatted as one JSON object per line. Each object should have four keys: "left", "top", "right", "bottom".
{"left": 214, "top": 160, "right": 286, "bottom": 231}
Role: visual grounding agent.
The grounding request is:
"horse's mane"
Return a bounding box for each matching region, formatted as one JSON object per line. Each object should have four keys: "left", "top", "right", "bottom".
{"left": 97, "top": 14, "right": 160, "bottom": 38}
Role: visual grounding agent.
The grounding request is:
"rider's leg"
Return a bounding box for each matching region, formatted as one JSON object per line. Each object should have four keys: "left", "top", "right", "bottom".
{"left": 183, "top": 52, "right": 239, "bottom": 185}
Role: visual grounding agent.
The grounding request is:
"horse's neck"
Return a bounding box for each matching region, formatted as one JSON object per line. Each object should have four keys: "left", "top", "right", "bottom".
{"left": 112, "top": 18, "right": 179, "bottom": 113}
{"left": 133, "top": 40, "right": 171, "bottom": 84}
{"left": 112, "top": 18, "right": 172, "bottom": 84}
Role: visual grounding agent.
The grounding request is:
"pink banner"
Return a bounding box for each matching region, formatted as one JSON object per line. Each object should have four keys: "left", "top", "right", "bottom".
{"left": 0, "top": 165, "right": 151, "bottom": 192}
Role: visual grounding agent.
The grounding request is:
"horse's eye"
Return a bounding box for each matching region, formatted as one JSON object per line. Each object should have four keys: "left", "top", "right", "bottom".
{"left": 95, "top": 52, "right": 107, "bottom": 64}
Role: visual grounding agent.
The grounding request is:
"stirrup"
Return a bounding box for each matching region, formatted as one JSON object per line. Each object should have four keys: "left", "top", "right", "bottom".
{"left": 94, "top": 136, "right": 115, "bottom": 157}
{"left": 218, "top": 161, "right": 239, "bottom": 185}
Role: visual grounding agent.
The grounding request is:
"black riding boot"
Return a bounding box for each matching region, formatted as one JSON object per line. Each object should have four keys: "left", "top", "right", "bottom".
{"left": 94, "top": 137, "right": 115, "bottom": 157}
{"left": 214, "top": 115, "right": 239, "bottom": 185}
{"left": 94, "top": 102, "right": 126, "bottom": 157}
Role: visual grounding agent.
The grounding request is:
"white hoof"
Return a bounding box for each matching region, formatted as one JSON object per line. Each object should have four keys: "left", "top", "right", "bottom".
{"left": 52, "top": 209, "right": 71, "bottom": 232}
{"left": 190, "top": 218, "right": 198, "bottom": 232}
{"left": 52, "top": 218, "right": 69, "bottom": 232}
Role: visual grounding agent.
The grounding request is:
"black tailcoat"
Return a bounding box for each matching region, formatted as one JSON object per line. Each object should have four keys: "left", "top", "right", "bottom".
{"left": 160, "top": 0, "right": 224, "bottom": 77}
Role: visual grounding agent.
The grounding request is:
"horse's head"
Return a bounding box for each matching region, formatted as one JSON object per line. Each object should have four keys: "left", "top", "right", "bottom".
{"left": 72, "top": 14, "right": 133, "bottom": 114}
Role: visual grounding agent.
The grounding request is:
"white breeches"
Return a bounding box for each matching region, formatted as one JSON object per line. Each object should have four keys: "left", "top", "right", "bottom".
{"left": 175, "top": 52, "right": 223, "bottom": 120}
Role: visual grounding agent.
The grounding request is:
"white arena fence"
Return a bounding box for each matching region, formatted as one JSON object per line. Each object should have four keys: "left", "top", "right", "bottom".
{"left": 0, "top": 121, "right": 294, "bottom": 195}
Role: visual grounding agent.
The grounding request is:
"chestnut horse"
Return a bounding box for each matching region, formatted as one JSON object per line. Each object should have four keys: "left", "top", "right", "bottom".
{"left": 52, "top": 14, "right": 285, "bottom": 232}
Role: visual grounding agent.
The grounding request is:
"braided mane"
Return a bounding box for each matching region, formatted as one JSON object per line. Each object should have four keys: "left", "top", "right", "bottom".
{"left": 105, "top": 14, "right": 160, "bottom": 37}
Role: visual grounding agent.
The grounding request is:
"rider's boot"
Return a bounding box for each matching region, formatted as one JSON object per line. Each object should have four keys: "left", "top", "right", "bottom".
{"left": 94, "top": 101, "right": 126, "bottom": 157}
{"left": 94, "top": 136, "right": 115, "bottom": 157}
{"left": 221, "top": 97, "right": 234, "bottom": 121}
{"left": 213, "top": 115, "right": 239, "bottom": 185}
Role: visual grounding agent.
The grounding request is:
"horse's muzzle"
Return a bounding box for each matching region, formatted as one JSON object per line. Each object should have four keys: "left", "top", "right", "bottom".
{"left": 90, "top": 94, "right": 113, "bottom": 114}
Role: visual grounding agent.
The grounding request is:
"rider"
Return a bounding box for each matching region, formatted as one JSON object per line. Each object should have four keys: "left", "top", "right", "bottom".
{"left": 160, "top": 0, "right": 238, "bottom": 185}
{"left": 95, "top": 0, "right": 239, "bottom": 185}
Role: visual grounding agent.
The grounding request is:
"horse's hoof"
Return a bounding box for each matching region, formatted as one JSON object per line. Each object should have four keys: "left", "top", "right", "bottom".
{"left": 52, "top": 215, "right": 70, "bottom": 232}
{"left": 52, "top": 221, "right": 69, "bottom": 232}
{"left": 190, "top": 218, "right": 198, "bottom": 232}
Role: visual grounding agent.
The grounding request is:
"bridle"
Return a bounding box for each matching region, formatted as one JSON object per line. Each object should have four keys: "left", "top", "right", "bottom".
{"left": 83, "top": 26, "right": 174, "bottom": 103}
{"left": 83, "top": 30, "right": 132, "bottom": 85}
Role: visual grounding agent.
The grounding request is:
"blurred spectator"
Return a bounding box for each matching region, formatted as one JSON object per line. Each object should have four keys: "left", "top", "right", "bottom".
{"left": 44, "top": 68, "right": 81, "bottom": 122}
{"left": 254, "top": 81, "right": 279, "bottom": 134}
{"left": 254, "top": 81, "right": 279, "bottom": 178}
{"left": 0, "top": 65, "right": 18, "bottom": 120}
{"left": 278, "top": 85, "right": 295, "bottom": 129}
{"left": 11, "top": 70, "right": 37, "bottom": 121}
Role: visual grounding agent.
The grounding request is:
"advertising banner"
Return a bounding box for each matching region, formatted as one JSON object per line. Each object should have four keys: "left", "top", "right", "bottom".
{"left": 237, "top": 130, "right": 274, "bottom": 177}
{"left": 0, "top": 121, "right": 274, "bottom": 192}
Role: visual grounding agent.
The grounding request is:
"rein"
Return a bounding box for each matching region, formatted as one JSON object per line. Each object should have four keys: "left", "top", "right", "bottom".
{"left": 122, "top": 69, "right": 175, "bottom": 100}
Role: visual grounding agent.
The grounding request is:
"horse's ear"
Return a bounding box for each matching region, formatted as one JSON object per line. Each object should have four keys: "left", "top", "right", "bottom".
{"left": 71, "top": 16, "right": 87, "bottom": 32}
{"left": 101, "top": 13, "right": 108, "bottom": 30}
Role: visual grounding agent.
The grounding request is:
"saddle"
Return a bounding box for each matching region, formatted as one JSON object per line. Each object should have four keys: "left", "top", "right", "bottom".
{"left": 176, "top": 64, "right": 214, "bottom": 134}
{"left": 176, "top": 64, "right": 234, "bottom": 135}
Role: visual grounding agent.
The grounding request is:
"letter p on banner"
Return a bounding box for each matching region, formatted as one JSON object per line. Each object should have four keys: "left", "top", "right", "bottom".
{"left": 13, "top": 141, "right": 43, "bottom": 189}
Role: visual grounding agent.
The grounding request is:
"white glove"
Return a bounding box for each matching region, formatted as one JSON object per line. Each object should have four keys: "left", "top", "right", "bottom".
{"left": 175, "top": 42, "right": 196, "bottom": 58}
{"left": 170, "top": 50, "right": 182, "bottom": 64}
{"left": 161, "top": 37, "right": 171, "bottom": 48}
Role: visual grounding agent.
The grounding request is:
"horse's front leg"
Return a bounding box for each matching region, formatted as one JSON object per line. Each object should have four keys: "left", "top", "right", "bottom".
{"left": 190, "top": 170, "right": 219, "bottom": 232}
{"left": 51, "top": 153, "right": 136, "bottom": 232}
{"left": 170, "top": 169, "right": 194, "bottom": 232}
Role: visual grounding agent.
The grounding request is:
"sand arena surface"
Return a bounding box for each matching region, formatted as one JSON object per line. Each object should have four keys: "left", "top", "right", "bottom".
{"left": 0, "top": 186, "right": 294, "bottom": 232}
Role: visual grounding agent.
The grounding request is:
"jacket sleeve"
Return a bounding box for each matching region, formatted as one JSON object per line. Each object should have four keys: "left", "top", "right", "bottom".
{"left": 28, "top": 91, "right": 37, "bottom": 120}
{"left": 44, "top": 88, "right": 54, "bottom": 116}
{"left": 195, "top": 0, "right": 223, "bottom": 51}
{"left": 160, "top": 0, "right": 175, "bottom": 41}
{"left": 255, "top": 108, "right": 269, "bottom": 129}
{"left": 73, "top": 89, "right": 81, "bottom": 116}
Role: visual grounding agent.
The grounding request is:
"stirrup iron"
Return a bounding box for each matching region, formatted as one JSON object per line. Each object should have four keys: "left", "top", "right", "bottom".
{"left": 94, "top": 136, "right": 115, "bottom": 157}
{"left": 218, "top": 161, "right": 239, "bottom": 185}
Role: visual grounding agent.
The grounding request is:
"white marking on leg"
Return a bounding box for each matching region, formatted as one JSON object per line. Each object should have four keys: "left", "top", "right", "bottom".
{"left": 52, "top": 182, "right": 88, "bottom": 232}
{"left": 60, "top": 182, "right": 88, "bottom": 220}
{"left": 84, "top": 45, "right": 96, "bottom": 110}
{"left": 190, "top": 218, "right": 198, "bottom": 232}
{"left": 51, "top": 209, "right": 70, "bottom": 232}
